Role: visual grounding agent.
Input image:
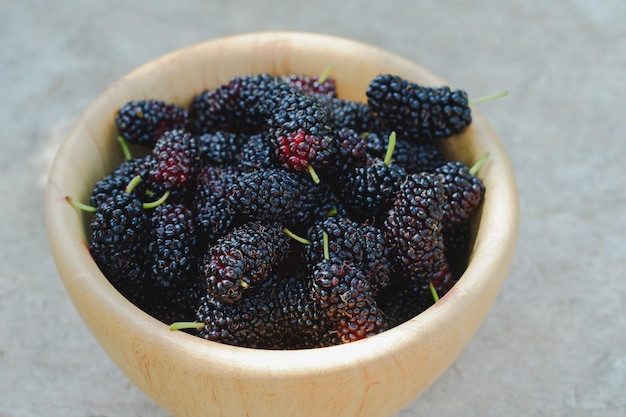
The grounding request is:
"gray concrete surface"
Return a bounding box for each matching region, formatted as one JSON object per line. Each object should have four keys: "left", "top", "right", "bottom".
{"left": 1, "top": 0, "right": 625, "bottom": 416}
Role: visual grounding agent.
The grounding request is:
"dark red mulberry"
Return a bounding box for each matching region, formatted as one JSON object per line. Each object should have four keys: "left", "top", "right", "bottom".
{"left": 281, "top": 73, "right": 337, "bottom": 97}
{"left": 149, "top": 129, "right": 199, "bottom": 191}
{"left": 268, "top": 91, "right": 335, "bottom": 176}
{"left": 189, "top": 73, "right": 285, "bottom": 134}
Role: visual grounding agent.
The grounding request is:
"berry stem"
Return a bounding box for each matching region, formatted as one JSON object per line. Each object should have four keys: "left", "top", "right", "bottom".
{"left": 169, "top": 321, "right": 206, "bottom": 331}
{"left": 142, "top": 190, "right": 171, "bottom": 209}
{"left": 318, "top": 62, "right": 336, "bottom": 84}
{"left": 125, "top": 174, "right": 143, "bottom": 194}
{"left": 383, "top": 131, "right": 397, "bottom": 166}
{"left": 65, "top": 196, "right": 96, "bottom": 213}
{"left": 117, "top": 136, "right": 133, "bottom": 161}
{"left": 322, "top": 231, "right": 330, "bottom": 261}
{"left": 470, "top": 152, "right": 490, "bottom": 176}
{"left": 308, "top": 165, "right": 321, "bottom": 184}
{"left": 470, "top": 90, "right": 508, "bottom": 104}
{"left": 282, "top": 227, "right": 311, "bottom": 245}
{"left": 429, "top": 281, "right": 440, "bottom": 303}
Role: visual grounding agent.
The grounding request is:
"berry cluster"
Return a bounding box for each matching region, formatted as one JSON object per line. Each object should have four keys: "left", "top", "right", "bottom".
{"left": 68, "top": 71, "right": 488, "bottom": 349}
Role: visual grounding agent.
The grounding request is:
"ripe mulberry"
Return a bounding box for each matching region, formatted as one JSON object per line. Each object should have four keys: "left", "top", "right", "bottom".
{"left": 305, "top": 216, "right": 391, "bottom": 293}
{"left": 197, "top": 130, "right": 247, "bottom": 166}
{"left": 148, "top": 203, "right": 198, "bottom": 287}
{"left": 366, "top": 74, "right": 471, "bottom": 141}
{"left": 227, "top": 168, "right": 334, "bottom": 230}
{"left": 310, "top": 257, "right": 386, "bottom": 342}
{"left": 196, "top": 273, "right": 334, "bottom": 349}
{"left": 281, "top": 73, "right": 337, "bottom": 97}
{"left": 191, "top": 166, "right": 235, "bottom": 245}
{"left": 268, "top": 90, "right": 335, "bottom": 175}
{"left": 384, "top": 172, "right": 447, "bottom": 281}
{"left": 339, "top": 161, "right": 406, "bottom": 223}
{"left": 202, "top": 221, "right": 291, "bottom": 303}
{"left": 321, "top": 97, "right": 381, "bottom": 134}
{"left": 238, "top": 133, "right": 279, "bottom": 170}
{"left": 435, "top": 161, "right": 486, "bottom": 228}
{"left": 88, "top": 189, "right": 150, "bottom": 301}
{"left": 189, "top": 73, "right": 284, "bottom": 134}
{"left": 90, "top": 155, "right": 155, "bottom": 207}
{"left": 149, "top": 129, "right": 199, "bottom": 192}
{"left": 115, "top": 99, "right": 189, "bottom": 146}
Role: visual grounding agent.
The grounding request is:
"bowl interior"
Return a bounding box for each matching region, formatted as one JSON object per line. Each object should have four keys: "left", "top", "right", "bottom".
{"left": 45, "top": 32, "right": 519, "bottom": 417}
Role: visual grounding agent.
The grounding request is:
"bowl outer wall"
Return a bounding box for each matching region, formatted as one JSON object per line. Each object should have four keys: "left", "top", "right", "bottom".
{"left": 45, "top": 32, "right": 520, "bottom": 417}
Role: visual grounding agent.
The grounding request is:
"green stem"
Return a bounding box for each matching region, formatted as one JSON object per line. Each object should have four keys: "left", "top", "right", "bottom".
{"left": 65, "top": 196, "right": 96, "bottom": 213}
{"left": 308, "top": 165, "right": 321, "bottom": 184}
{"left": 323, "top": 231, "right": 330, "bottom": 261}
{"left": 318, "top": 62, "right": 336, "bottom": 83}
{"left": 429, "top": 281, "right": 440, "bottom": 303}
{"left": 125, "top": 174, "right": 143, "bottom": 194}
{"left": 470, "top": 90, "right": 508, "bottom": 104}
{"left": 470, "top": 152, "right": 490, "bottom": 176}
{"left": 117, "top": 136, "right": 133, "bottom": 161}
{"left": 283, "top": 227, "right": 311, "bottom": 245}
{"left": 143, "top": 190, "right": 170, "bottom": 209}
{"left": 169, "top": 321, "right": 206, "bottom": 331}
{"left": 384, "top": 131, "right": 397, "bottom": 166}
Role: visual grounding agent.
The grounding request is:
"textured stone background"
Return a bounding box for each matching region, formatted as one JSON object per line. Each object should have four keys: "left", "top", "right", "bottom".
{"left": 1, "top": 0, "right": 625, "bottom": 416}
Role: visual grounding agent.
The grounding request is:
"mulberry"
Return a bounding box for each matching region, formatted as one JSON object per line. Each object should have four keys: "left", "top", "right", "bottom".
{"left": 384, "top": 172, "right": 447, "bottom": 281}
{"left": 281, "top": 73, "right": 337, "bottom": 97}
{"left": 202, "top": 221, "right": 291, "bottom": 303}
{"left": 191, "top": 166, "right": 235, "bottom": 244}
{"left": 148, "top": 203, "right": 198, "bottom": 287}
{"left": 189, "top": 73, "right": 284, "bottom": 134}
{"left": 90, "top": 154, "right": 154, "bottom": 207}
{"left": 310, "top": 257, "right": 386, "bottom": 342}
{"left": 227, "top": 168, "right": 333, "bottom": 230}
{"left": 322, "top": 97, "right": 381, "bottom": 134}
{"left": 149, "top": 129, "right": 199, "bottom": 192}
{"left": 366, "top": 74, "right": 471, "bottom": 141}
{"left": 435, "top": 160, "right": 486, "bottom": 228}
{"left": 87, "top": 189, "right": 150, "bottom": 303}
{"left": 305, "top": 216, "right": 391, "bottom": 293}
{"left": 338, "top": 133, "right": 407, "bottom": 223}
{"left": 238, "top": 133, "right": 279, "bottom": 171}
{"left": 268, "top": 90, "right": 335, "bottom": 177}
{"left": 197, "top": 130, "right": 247, "bottom": 166}
{"left": 196, "top": 273, "right": 334, "bottom": 349}
{"left": 115, "top": 99, "right": 189, "bottom": 146}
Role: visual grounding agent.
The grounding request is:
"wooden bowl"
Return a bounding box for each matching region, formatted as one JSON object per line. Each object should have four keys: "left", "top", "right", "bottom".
{"left": 45, "top": 32, "right": 519, "bottom": 417}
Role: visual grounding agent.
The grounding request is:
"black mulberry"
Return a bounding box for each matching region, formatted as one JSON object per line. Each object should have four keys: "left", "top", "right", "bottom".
{"left": 367, "top": 74, "right": 471, "bottom": 141}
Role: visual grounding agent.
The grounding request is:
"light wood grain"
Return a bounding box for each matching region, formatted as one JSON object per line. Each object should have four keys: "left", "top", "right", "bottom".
{"left": 45, "top": 32, "right": 519, "bottom": 417}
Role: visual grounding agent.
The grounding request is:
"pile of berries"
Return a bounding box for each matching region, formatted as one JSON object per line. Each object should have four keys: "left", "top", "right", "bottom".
{"left": 68, "top": 70, "right": 488, "bottom": 349}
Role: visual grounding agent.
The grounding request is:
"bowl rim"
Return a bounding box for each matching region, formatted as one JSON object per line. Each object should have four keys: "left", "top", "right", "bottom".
{"left": 45, "top": 31, "right": 520, "bottom": 377}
